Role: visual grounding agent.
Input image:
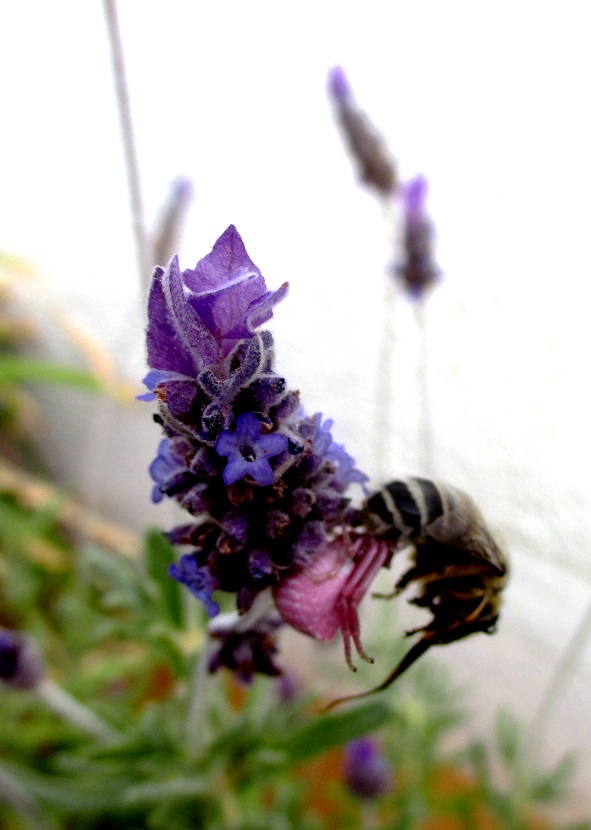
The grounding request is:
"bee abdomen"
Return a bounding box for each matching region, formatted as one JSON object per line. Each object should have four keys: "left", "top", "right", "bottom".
{"left": 365, "top": 477, "right": 452, "bottom": 538}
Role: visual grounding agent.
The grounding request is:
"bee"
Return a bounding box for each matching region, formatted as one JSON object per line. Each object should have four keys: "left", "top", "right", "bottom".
{"left": 325, "top": 477, "right": 508, "bottom": 708}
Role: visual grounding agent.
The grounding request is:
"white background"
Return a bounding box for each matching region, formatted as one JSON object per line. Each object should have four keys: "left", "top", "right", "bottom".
{"left": 1, "top": 1, "right": 590, "bottom": 817}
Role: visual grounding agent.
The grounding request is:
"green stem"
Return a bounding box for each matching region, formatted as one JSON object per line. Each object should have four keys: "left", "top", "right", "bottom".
{"left": 37, "top": 679, "right": 119, "bottom": 741}
{"left": 186, "top": 639, "right": 213, "bottom": 756}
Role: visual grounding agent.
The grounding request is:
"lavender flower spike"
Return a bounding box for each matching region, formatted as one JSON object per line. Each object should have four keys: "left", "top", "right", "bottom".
{"left": 144, "top": 226, "right": 371, "bottom": 677}
{"left": 394, "top": 174, "right": 440, "bottom": 299}
{"left": 327, "top": 65, "right": 398, "bottom": 197}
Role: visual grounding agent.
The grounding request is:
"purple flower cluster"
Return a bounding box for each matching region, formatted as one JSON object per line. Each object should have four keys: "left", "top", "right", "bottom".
{"left": 143, "top": 226, "right": 368, "bottom": 678}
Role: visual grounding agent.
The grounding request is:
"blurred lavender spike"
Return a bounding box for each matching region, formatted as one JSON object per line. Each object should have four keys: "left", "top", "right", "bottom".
{"left": 327, "top": 66, "right": 398, "bottom": 197}
{"left": 394, "top": 174, "right": 441, "bottom": 299}
{"left": 153, "top": 177, "right": 194, "bottom": 266}
{"left": 343, "top": 737, "right": 392, "bottom": 799}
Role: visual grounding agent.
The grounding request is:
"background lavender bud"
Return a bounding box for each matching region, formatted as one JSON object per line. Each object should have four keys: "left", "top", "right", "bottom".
{"left": 343, "top": 738, "right": 392, "bottom": 799}
{"left": 208, "top": 615, "right": 283, "bottom": 683}
{"left": 327, "top": 66, "right": 398, "bottom": 197}
{"left": 0, "top": 629, "right": 45, "bottom": 690}
{"left": 394, "top": 174, "right": 440, "bottom": 299}
{"left": 152, "top": 176, "right": 194, "bottom": 267}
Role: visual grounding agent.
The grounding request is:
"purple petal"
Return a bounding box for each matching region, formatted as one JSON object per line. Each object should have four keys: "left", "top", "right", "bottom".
{"left": 258, "top": 431, "right": 289, "bottom": 457}
{"left": 243, "top": 281, "right": 289, "bottom": 334}
{"left": 183, "top": 225, "right": 261, "bottom": 293}
{"left": 169, "top": 555, "right": 220, "bottom": 617}
{"left": 183, "top": 226, "right": 285, "bottom": 353}
{"left": 146, "top": 257, "right": 219, "bottom": 375}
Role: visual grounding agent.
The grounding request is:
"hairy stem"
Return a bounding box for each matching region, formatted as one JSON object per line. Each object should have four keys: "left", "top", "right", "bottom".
{"left": 103, "top": 0, "right": 151, "bottom": 288}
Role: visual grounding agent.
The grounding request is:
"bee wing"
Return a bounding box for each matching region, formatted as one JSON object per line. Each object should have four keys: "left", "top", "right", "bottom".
{"left": 425, "top": 506, "right": 507, "bottom": 575}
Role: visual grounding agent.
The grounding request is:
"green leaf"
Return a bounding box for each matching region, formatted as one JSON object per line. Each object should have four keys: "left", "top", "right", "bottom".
{"left": 530, "top": 752, "right": 576, "bottom": 804}
{"left": 145, "top": 528, "right": 183, "bottom": 628}
{"left": 269, "top": 700, "right": 390, "bottom": 763}
{"left": 0, "top": 356, "right": 102, "bottom": 390}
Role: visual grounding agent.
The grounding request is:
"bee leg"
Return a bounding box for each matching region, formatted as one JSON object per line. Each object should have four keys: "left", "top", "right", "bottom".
{"left": 372, "top": 562, "right": 429, "bottom": 600}
{"left": 321, "top": 634, "right": 435, "bottom": 712}
{"left": 335, "top": 537, "right": 391, "bottom": 670}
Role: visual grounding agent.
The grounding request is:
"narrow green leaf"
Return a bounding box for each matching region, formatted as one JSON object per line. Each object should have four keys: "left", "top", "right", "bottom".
{"left": 0, "top": 356, "right": 102, "bottom": 391}
{"left": 145, "top": 528, "right": 183, "bottom": 628}
{"left": 269, "top": 700, "right": 390, "bottom": 763}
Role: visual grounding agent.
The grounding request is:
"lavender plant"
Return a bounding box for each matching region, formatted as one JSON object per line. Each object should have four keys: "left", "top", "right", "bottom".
{"left": 0, "top": 238, "right": 587, "bottom": 830}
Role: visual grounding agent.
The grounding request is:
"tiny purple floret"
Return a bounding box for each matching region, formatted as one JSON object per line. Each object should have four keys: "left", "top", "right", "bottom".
{"left": 215, "top": 412, "right": 288, "bottom": 486}
{"left": 168, "top": 555, "right": 220, "bottom": 617}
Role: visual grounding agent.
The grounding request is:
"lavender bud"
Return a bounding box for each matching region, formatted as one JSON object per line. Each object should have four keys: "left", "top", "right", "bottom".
{"left": 343, "top": 738, "right": 391, "bottom": 799}
{"left": 0, "top": 629, "right": 44, "bottom": 690}
{"left": 327, "top": 66, "right": 398, "bottom": 197}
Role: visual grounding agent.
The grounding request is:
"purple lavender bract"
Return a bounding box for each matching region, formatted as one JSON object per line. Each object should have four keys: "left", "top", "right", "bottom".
{"left": 394, "top": 175, "right": 440, "bottom": 299}
{"left": 143, "top": 226, "right": 368, "bottom": 664}
{"left": 0, "top": 629, "right": 44, "bottom": 690}
{"left": 343, "top": 738, "right": 391, "bottom": 799}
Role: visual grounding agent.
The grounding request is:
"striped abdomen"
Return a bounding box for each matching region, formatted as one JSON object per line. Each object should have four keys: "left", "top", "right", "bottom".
{"left": 364, "top": 477, "right": 457, "bottom": 541}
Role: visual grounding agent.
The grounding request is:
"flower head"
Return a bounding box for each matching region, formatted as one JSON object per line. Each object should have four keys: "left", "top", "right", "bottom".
{"left": 327, "top": 66, "right": 398, "bottom": 197}
{"left": 144, "top": 226, "right": 369, "bottom": 678}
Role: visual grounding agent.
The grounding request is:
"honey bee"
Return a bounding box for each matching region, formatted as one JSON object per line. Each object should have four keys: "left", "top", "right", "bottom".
{"left": 326, "top": 477, "right": 508, "bottom": 708}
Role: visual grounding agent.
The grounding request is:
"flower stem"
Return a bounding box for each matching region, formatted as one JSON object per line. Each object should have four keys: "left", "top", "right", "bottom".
{"left": 36, "top": 679, "right": 119, "bottom": 741}
{"left": 374, "top": 198, "right": 398, "bottom": 484}
{"left": 102, "top": 0, "right": 151, "bottom": 289}
{"left": 414, "top": 299, "right": 433, "bottom": 476}
{"left": 186, "top": 639, "right": 212, "bottom": 755}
